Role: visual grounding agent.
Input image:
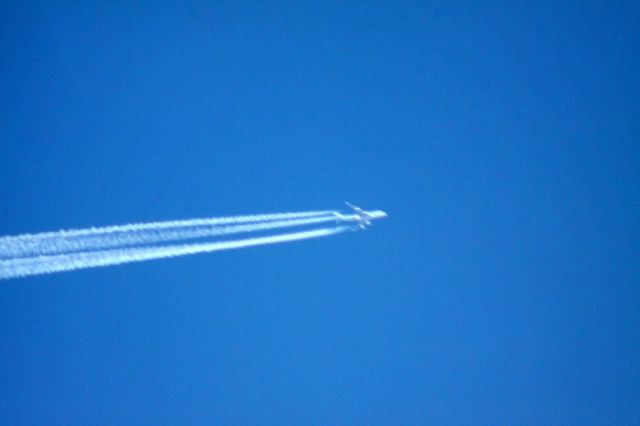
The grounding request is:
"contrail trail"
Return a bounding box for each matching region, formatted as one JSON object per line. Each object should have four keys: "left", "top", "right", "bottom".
{"left": 0, "top": 214, "right": 338, "bottom": 259}
{"left": 0, "top": 210, "right": 333, "bottom": 242}
{"left": 0, "top": 226, "right": 349, "bottom": 280}
{"left": 0, "top": 210, "right": 334, "bottom": 256}
{"left": 0, "top": 205, "right": 387, "bottom": 280}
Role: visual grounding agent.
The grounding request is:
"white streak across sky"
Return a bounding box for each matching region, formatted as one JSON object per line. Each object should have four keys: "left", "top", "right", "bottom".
{"left": 0, "top": 214, "right": 339, "bottom": 259}
{"left": 0, "top": 207, "right": 386, "bottom": 280}
{"left": 0, "top": 226, "right": 350, "bottom": 280}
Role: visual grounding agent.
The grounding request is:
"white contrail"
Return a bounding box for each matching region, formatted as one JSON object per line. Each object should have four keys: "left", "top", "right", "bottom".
{"left": 0, "top": 226, "right": 349, "bottom": 280}
{"left": 0, "top": 205, "right": 387, "bottom": 280}
{"left": 0, "top": 210, "right": 334, "bottom": 252}
{"left": 0, "top": 214, "right": 339, "bottom": 259}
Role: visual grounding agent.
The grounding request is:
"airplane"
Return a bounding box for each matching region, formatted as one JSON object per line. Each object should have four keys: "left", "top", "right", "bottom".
{"left": 334, "top": 202, "right": 388, "bottom": 229}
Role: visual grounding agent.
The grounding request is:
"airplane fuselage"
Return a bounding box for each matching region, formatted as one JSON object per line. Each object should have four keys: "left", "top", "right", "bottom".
{"left": 334, "top": 203, "right": 387, "bottom": 229}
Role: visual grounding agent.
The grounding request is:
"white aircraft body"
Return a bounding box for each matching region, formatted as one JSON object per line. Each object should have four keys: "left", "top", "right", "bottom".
{"left": 333, "top": 202, "right": 388, "bottom": 229}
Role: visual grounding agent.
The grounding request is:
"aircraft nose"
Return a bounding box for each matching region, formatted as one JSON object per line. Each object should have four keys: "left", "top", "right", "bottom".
{"left": 367, "top": 210, "right": 388, "bottom": 220}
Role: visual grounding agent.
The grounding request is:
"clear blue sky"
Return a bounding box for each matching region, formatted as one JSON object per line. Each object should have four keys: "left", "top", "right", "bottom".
{"left": 1, "top": 2, "right": 639, "bottom": 424}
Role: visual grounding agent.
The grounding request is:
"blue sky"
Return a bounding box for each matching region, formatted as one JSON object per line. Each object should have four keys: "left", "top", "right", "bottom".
{"left": 1, "top": 2, "right": 639, "bottom": 424}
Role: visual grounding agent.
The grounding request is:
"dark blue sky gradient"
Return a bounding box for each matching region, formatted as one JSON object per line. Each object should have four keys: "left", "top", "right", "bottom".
{"left": 1, "top": 2, "right": 639, "bottom": 424}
